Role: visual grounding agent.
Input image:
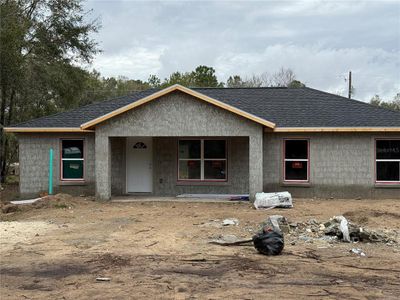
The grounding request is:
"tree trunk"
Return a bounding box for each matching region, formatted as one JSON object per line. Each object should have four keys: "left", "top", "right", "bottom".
{"left": 1, "top": 90, "right": 16, "bottom": 182}
{"left": 0, "top": 87, "right": 8, "bottom": 183}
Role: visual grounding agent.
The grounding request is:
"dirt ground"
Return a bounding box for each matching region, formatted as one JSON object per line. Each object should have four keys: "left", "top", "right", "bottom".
{"left": 1, "top": 195, "right": 400, "bottom": 300}
{"left": 0, "top": 183, "right": 19, "bottom": 203}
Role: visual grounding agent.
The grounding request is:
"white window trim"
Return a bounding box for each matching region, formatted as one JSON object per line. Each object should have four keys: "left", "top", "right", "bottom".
{"left": 178, "top": 139, "right": 227, "bottom": 181}
{"left": 284, "top": 159, "right": 308, "bottom": 162}
{"left": 61, "top": 139, "right": 85, "bottom": 181}
{"left": 376, "top": 159, "right": 400, "bottom": 162}
{"left": 284, "top": 139, "right": 309, "bottom": 182}
{"left": 61, "top": 158, "right": 84, "bottom": 161}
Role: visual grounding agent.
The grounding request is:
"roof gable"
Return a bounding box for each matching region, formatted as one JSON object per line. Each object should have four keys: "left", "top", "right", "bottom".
{"left": 80, "top": 84, "right": 276, "bottom": 129}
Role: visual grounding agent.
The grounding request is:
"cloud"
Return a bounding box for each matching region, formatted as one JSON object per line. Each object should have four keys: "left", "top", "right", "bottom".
{"left": 215, "top": 44, "right": 400, "bottom": 100}
{"left": 84, "top": 0, "right": 400, "bottom": 101}
{"left": 92, "top": 46, "right": 166, "bottom": 79}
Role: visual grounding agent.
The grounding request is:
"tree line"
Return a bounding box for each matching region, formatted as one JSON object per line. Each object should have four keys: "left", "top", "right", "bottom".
{"left": 369, "top": 94, "right": 400, "bottom": 111}
{"left": 0, "top": 0, "right": 98, "bottom": 183}
{"left": 0, "top": 0, "right": 398, "bottom": 183}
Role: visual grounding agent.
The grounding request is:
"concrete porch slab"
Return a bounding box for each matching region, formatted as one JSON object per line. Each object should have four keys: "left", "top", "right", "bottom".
{"left": 111, "top": 195, "right": 247, "bottom": 203}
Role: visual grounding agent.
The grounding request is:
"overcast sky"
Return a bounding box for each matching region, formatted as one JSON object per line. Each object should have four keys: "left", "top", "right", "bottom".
{"left": 84, "top": 0, "right": 400, "bottom": 102}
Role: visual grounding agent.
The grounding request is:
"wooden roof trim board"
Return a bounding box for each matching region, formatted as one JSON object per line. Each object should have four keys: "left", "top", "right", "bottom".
{"left": 79, "top": 84, "right": 276, "bottom": 130}
{"left": 5, "top": 126, "right": 400, "bottom": 134}
{"left": 3, "top": 127, "right": 95, "bottom": 133}
{"left": 272, "top": 127, "right": 400, "bottom": 133}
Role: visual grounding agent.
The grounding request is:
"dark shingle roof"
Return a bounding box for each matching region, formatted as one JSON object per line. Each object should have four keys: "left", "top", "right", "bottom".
{"left": 10, "top": 89, "right": 157, "bottom": 128}
{"left": 10, "top": 87, "right": 400, "bottom": 128}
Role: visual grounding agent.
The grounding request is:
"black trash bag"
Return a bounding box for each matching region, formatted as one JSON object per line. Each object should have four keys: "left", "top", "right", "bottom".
{"left": 252, "top": 230, "right": 284, "bottom": 256}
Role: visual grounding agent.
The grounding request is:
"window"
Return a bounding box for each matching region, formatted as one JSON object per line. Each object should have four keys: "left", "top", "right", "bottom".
{"left": 284, "top": 139, "right": 309, "bottom": 182}
{"left": 178, "top": 139, "right": 227, "bottom": 181}
{"left": 133, "top": 142, "right": 147, "bottom": 149}
{"left": 376, "top": 139, "right": 400, "bottom": 183}
{"left": 61, "top": 139, "right": 84, "bottom": 180}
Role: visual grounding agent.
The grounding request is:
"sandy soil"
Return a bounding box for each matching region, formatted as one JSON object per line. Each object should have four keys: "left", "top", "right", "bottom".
{"left": 1, "top": 197, "right": 400, "bottom": 299}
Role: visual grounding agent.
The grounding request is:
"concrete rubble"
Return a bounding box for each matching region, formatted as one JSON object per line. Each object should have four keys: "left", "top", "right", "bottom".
{"left": 350, "top": 248, "right": 366, "bottom": 257}
{"left": 211, "top": 214, "right": 397, "bottom": 249}
{"left": 283, "top": 215, "right": 397, "bottom": 246}
{"left": 322, "top": 216, "right": 393, "bottom": 243}
{"left": 196, "top": 218, "right": 240, "bottom": 228}
{"left": 260, "top": 215, "right": 290, "bottom": 234}
{"left": 222, "top": 218, "right": 239, "bottom": 226}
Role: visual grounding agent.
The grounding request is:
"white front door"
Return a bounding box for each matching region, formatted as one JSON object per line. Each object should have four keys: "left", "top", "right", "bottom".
{"left": 126, "top": 137, "right": 153, "bottom": 193}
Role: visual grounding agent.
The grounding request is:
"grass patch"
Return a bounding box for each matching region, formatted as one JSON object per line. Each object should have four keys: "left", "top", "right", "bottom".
{"left": 6, "top": 175, "right": 19, "bottom": 184}
{"left": 54, "top": 203, "right": 69, "bottom": 209}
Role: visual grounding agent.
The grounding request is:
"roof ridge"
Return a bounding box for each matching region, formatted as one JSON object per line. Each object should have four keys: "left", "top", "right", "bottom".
{"left": 193, "top": 87, "right": 289, "bottom": 90}
{"left": 304, "top": 87, "right": 400, "bottom": 114}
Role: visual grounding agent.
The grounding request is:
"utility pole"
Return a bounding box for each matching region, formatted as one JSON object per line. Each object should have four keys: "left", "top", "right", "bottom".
{"left": 348, "top": 71, "right": 352, "bottom": 99}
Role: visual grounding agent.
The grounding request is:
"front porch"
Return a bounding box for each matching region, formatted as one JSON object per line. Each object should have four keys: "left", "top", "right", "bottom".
{"left": 95, "top": 136, "right": 263, "bottom": 200}
{"left": 111, "top": 195, "right": 246, "bottom": 203}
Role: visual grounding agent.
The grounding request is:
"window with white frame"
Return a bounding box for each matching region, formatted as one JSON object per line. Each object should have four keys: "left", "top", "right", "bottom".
{"left": 376, "top": 139, "right": 400, "bottom": 183}
{"left": 61, "top": 139, "right": 84, "bottom": 180}
{"left": 178, "top": 139, "right": 227, "bottom": 181}
{"left": 284, "top": 139, "right": 309, "bottom": 181}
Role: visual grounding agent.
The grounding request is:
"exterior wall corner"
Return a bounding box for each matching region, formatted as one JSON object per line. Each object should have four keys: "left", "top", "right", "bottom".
{"left": 95, "top": 134, "right": 111, "bottom": 200}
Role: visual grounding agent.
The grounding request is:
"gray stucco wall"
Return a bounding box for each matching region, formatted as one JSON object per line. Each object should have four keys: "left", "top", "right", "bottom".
{"left": 17, "top": 133, "right": 95, "bottom": 198}
{"left": 263, "top": 132, "right": 400, "bottom": 199}
{"left": 95, "top": 91, "right": 264, "bottom": 199}
{"left": 111, "top": 137, "right": 126, "bottom": 195}
{"left": 97, "top": 91, "right": 263, "bottom": 137}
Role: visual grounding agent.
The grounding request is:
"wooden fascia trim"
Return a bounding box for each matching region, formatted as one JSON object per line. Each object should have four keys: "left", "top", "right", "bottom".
{"left": 3, "top": 127, "right": 95, "bottom": 133}
{"left": 271, "top": 127, "right": 400, "bottom": 133}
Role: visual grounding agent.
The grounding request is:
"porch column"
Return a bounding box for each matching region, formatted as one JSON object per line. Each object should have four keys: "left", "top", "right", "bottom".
{"left": 249, "top": 133, "right": 263, "bottom": 201}
{"left": 95, "top": 134, "right": 111, "bottom": 200}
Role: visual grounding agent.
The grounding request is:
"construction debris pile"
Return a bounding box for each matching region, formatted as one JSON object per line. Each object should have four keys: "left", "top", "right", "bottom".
{"left": 210, "top": 214, "right": 397, "bottom": 256}
{"left": 268, "top": 215, "right": 398, "bottom": 246}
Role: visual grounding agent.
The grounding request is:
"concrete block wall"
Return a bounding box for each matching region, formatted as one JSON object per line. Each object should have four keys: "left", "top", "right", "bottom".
{"left": 97, "top": 91, "right": 263, "bottom": 138}
{"left": 111, "top": 137, "right": 126, "bottom": 195}
{"left": 18, "top": 133, "right": 95, "bottom": 198}
{"left": 263, "top": 132, "right": 400, "bottom": 199}
{"left": 95, "top": 134, "right": 111, "bottom": 200}
{"left": 16, "top": 123, "right": 398, "bottom": 200}
{"left": 249, "top": 134, "right": 263, "bottom": 199}
{"left": 95, "top": 91, "right": 264, "bottom": 200}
